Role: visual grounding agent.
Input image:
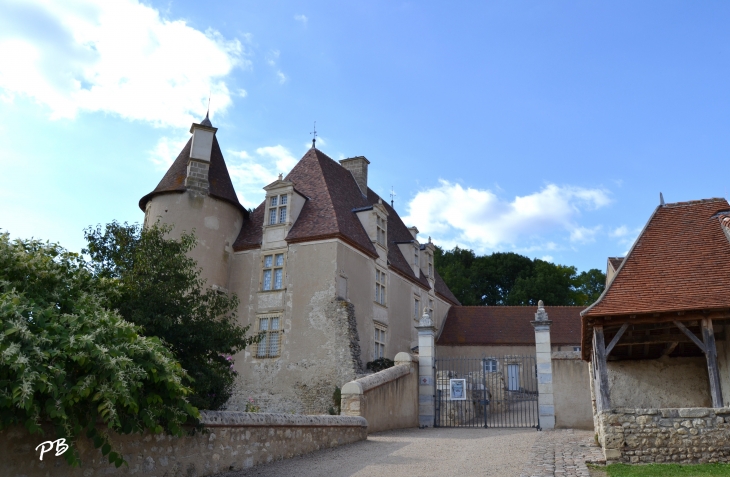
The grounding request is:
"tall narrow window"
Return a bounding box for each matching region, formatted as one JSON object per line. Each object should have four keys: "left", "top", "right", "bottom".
{"left": 414, "top": 298, "right": 420, "bottom": 319}
{"left": 376, "top": 216, "right": 386, "bottom": 246}
{"left": 262, "top": 253, "right": 285, "bottom": 291}
{"left": 429, "top": 299, "right": 434, "bottom": 317}
{"left": 268, "top": 194, "right": 288, "bottom": 225}
{"left": 374, "top": 325, "right": 386, "bottom": 359}
{"left": 428, "top": 254, "right": 433, "bottom": 277}
{"left": 257, "top": 315, "right": 281, "bottom": 358}
{"left": 414, "top": 247, "right": 419, "bottom": 267}
{"left": 375, "top": 269, "right": 386, "bottom": 305}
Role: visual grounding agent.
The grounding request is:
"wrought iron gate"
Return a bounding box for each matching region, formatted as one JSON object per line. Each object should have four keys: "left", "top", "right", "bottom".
{"left": 434, "top": 355, "right": 539, "bottom": 428}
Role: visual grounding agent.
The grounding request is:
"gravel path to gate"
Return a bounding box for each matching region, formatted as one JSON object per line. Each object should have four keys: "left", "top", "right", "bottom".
{"left": 217, "top": 427, "right": 540, "bottom": 477}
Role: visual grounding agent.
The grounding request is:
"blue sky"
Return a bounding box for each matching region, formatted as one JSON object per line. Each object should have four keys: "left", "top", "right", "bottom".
{"left": 2, "top": 1, "right": 729, "bottom": 273}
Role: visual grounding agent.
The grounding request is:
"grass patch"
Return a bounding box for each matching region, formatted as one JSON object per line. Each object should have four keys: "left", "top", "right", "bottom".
{"left": 604, "top": 463, "right": 730, "bottom": 476}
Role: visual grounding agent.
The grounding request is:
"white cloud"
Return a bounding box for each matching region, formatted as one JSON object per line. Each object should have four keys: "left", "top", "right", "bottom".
{"left": 541, "top": 255, "right": 554, "bottom": 262}
{"left": 277, "top": 71, "right": 288, "bottom": 84}
{"left": 401, "top": 181, "right": 611, "bottom": 253}
{"left": 226, "top": 145, "right": 300, "bottom": 207}
{"left": 0, "top": 0, "right": 246, "bottom": 127}
{"left": 609, "top": 224, "right": 642, "bottom": 251}
{"left": 294, "top": 14, "right": 308, "bottom": 24}
{"left": 149, "top": 134, "right": 189, "bottom": 170}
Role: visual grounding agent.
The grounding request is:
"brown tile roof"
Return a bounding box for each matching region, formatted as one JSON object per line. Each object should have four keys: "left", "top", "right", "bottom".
{"left": 608, "top": 257, "right": 624, "bottom": 271}
{"left": 583, "top": 198, "right": 730, "bottom": 319}
{"left": 232, "top": 148, "right": 459, "bottom": 300}
{"left": 138, "top": 137, "right": 246, "bottom": 216}
{"left": 437, "top": 306, "right": 582, "bottom": 346}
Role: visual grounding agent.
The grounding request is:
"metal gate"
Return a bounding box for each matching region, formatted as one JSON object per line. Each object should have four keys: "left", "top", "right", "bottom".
{"left": 434, "top": 355, "right": 539, "bottom": 428}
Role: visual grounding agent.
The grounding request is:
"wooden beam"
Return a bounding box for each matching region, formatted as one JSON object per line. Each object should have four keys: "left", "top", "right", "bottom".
{"left": 612, "top": 334, "right": 694, "bottom": 347}
{"left": 605, "top": 323, "right": 629, "bottom": 356}
{"left": 702, "top": 319, "right": 723, "bottom": 408}
{"left": 674, "top": 321, "right": 707, "bottom": 353}
{"left": 662, "top": 342, "right": 679, "bottom": 357}
{"left": 593, "top": 326, "right": 611, "bottom": 412}
{"left": 589, "top": 310, "right": 730, "bottom": 327}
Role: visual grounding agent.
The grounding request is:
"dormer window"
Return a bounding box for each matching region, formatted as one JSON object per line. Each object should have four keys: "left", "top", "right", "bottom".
{"left": 414, "top": 247, "right": 419, "bottom": 267}
{"left": 376, "top": 215, "right": 387, "bottom": 246}
{"left": 269, "top": 194, "right": 288, "bottom": 225}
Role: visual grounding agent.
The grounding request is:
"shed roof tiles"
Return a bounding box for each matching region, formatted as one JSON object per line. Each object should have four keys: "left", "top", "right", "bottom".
{"left": 583, "top": 198, "right": 730, "bottom": 318}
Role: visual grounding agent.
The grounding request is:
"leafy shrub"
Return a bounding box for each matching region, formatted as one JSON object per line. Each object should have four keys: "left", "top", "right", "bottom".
{"left": 0, "top": 234, "right": 198, "bottom": 467}
{"left": 84, "top": 222, "right": 261, "bottom": 410}
{"left": 328, "top": 386, "right": 341, "bottom": 415}
{"left": 366, "top": 357, "right": 395, "bottom": 372}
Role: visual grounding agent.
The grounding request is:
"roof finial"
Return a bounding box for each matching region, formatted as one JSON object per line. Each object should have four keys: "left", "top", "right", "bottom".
{"left": 278, "top": 173, "right": 283, "bottom": 181}
{"left": 660, "top": 192, "right": 665, "bottom": 206}
{"left": 310, "top": 121, "right": 317, "bottom": 149}
{"left": 390, "top": 186, "right": 396, "bottom": 208}
{"left": 200, "top": 95, "right": 212, "bottom": 127}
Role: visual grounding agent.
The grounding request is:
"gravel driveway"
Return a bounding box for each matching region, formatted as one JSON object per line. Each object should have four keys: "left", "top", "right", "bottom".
{"left": 218, "top": 427, "right": 540, "bottom": 477}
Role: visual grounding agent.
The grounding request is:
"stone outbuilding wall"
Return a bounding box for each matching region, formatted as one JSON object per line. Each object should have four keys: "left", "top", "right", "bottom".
{"left": 1, "top": 411, "right": 367, "bottom": 477}
{"left": 597, "top": 407, "right": 730, "bottom": 464}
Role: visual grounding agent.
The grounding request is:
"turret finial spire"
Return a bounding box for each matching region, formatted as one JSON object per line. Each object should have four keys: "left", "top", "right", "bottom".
{"left": 310, "top": 121, "right": 317, "bottom": 149}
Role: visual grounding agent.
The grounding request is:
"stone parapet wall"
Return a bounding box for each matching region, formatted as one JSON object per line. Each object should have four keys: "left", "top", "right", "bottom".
{"left": 1, "top": 411, "right": 367, "bottom": 477}
{"left": 598, "top": 407, "right": 730, "bottom": 464}
{"left": 341, "top": 352, "right": 419, "bottom": 433}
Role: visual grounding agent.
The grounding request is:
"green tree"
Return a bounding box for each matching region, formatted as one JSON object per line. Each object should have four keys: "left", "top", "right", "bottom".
{"left": 83, "top": 222, "right": 260, "bottom": 410}
{"left": 573, "top": 268, "right": 606, "bottom": 306}
{"left": 435, "top": 246, "right": 605, "bottom": 306}
{"left": 0, "top": 233, "right": 197, "bottom": 467}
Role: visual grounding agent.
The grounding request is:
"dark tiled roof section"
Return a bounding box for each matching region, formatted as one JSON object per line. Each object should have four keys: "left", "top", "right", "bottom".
{"left": 583, "top": 198, "right": 730, "bottom": 318}
{"left": 608, "top": 257, "right": 624, "bottom": 270}
{"left": 434, "top": 268, "right": 461, "bottom": 305}
{"left": 139, "top": 137, "right": 246, "bottom": 216}
{"left": 232, "top": 202, "right": 264, "bottom": 250}
{"left": 437, "top": 306, "right": 582, "bottom": 346}
{"left": 374, "top": 193, "right": 430, "bottom": 289}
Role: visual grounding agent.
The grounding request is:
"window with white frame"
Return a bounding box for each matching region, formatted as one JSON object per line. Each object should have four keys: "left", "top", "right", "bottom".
{"left": 376, "top": 215, "right": 386, "bottom": 246}
{"left": 268, "top": 194, "right": 288, "bottom": 225}
{"left": 262, "top": 253, "right": 285, "bottom": 291}
{"left": 573, "top": 346, "right": 581, "bottom": 352}
{"left": 484, "top": 358, "right": 498, "bottom": 373}
{"left": 374, "top": 324, "right": 386, "bottom": 359}
{"left": 256, "top": 315, "right": 281, "bottom": 358}
{"left": 414, "top": 298, "right": 420, "bottom": 319}
{"left": 375, "top": 269, "right": 387, "bottom": 305}
{"left": 414, "top": 246, "right": 419, "bottom": 267}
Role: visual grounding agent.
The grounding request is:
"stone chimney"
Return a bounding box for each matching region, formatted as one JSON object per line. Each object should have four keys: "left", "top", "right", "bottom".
{"left": 339, "top": 156, "right": 370, "bottom": 196}
{"left": 407, "top": 226, "right": 419, "bottom": 240}
{"left": 185, "top": 112, "right": 217, "bottom": 193}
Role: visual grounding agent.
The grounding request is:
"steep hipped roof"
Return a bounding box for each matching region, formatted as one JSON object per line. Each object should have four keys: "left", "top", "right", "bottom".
{"left": 232, "top": 148, "right": 460, "bottom": 301}
{"left": 583, "top": 198, "right": 730, "bottom": 318}
{"left": 138, "top": 137, "right": 246, "bottom": 215}
{"left": 581, "top": 198, "right": 730, "bottom": 359}
{"left": 437, "top": 306, "right": 582, "bottom": 346}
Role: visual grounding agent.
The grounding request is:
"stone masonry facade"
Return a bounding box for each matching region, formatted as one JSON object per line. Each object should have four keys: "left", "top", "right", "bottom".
{"left": 598, "top": 407, "right": 730, "bottom": 464}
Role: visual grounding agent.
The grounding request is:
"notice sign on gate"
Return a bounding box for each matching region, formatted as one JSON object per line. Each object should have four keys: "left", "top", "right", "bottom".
{"left": 449, "top": 379, "right": 467, "bottom": 400}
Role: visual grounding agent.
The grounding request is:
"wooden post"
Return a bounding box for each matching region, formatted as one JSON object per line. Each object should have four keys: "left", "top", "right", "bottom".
{"left": 592, "top": 325, "right": 611, "bottom": 412}
{"left": 702, "top": 318, "right": 723, "bottom": 408}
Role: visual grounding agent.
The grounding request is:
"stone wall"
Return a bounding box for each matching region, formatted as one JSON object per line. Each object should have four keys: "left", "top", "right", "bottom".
{"left": 552, "top": 352, "right": 593, "bottom": 430}
{"left": 341, "top": 352, "right": 419, "bottom": 433}
{"left": 597, "top": 407, "right": 730, "bottom": 464}
{"left": 1, "top": 411, "right": 367, "bottom": 477}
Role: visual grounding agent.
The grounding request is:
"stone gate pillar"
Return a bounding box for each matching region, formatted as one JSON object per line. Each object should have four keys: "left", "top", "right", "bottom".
{"left": 416, "top": 311, "right": 436, "bottom": 427}
{"left": 531, "top": 300, "right": 555, "bottom": 429}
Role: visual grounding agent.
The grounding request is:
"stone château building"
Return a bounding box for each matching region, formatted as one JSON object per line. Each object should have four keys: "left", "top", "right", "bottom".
{"left": 139, "top": 115, "right": 460, "bottom": 413}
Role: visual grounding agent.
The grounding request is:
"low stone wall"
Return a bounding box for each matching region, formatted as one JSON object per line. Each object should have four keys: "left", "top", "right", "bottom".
{"left": 340, "top": 352, "right": 419, "bottom": 433}
{"left": 597, "top": 407, "right": 730, "bottom": 464}
{"left": 1, "top": 411, "right": 368, "bottom": 477}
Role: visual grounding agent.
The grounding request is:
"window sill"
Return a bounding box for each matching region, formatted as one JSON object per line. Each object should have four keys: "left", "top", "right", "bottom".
{"left": 374, "top": 301, "right": 388, "bottom": 309}
{"left": 258, "top": 289, "right": 286, "bottom": 294}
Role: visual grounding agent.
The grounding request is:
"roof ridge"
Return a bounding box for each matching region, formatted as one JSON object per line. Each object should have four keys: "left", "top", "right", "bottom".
{"left": 663, "top": 197, "right": 726, "bottom": 208}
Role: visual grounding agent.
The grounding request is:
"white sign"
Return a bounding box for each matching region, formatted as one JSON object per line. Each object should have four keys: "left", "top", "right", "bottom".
{"left": 420, "top": 376, "right": 433, "bottom": 385}
{"left": 449, "top": 379, "right": 467, "bottom": 400}
{"left": 35, "top": 439, "right": 68, "bottom": 461}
